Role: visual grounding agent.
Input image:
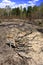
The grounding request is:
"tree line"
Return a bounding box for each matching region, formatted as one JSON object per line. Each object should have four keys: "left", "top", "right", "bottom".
{"left": 0, "top": 2, "right": 43, "bottom": 20}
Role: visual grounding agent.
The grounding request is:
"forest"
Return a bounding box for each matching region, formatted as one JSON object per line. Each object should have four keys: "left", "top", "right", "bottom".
{"left": 0, "top": 2, "right": 43, "bottom": 19}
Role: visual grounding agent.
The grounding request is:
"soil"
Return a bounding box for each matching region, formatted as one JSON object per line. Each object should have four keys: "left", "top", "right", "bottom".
{"left": 0, "top": 19, "right": 43, "bottom": 65}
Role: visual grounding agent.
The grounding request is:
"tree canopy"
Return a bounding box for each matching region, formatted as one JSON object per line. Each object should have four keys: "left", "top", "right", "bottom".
{"left": 0, "top": 2, "right": 43, "bottom": 19}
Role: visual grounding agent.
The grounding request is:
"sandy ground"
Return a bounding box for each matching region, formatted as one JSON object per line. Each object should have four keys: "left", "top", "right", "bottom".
{"left": 0, "top": 19, "right": 43, "bottom": 65}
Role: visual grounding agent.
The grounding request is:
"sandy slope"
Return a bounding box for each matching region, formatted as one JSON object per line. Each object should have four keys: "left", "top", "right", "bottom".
{"left": 0, "top": 19, "right": 43, "bottom": 65}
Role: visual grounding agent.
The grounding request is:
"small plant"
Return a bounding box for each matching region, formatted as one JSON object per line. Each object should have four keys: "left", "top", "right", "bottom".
{"left": 39, "top": 21, "right": 41, "bottom": 25}
{"left": 0, "top": 20, "right": 2, "bottom": 23}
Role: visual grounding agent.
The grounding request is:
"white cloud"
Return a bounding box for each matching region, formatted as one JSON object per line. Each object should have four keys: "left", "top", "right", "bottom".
{"left": 33, "top": 0, "right": 39, "bottom": 2}
{"left": 0, "top": 0, "right": 15, "bottom": 8}
{"left": 28, "top": 0, "right": 39, "bottom": 7}
{"left": 0, "top": 0, "right": 28, "bottom": 8}
{"left": 28, "top": 1, "right": 35, "bottom": 7}
{"left": 0, "top": 0, "right": 39, "bottom": 8}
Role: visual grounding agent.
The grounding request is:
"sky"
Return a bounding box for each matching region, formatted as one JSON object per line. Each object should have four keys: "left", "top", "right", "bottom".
{"left": 0, "top": 0, "right": 43, "bottom": 8}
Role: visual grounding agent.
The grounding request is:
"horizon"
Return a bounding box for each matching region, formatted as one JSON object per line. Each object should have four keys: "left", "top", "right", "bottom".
{"left": 0, "top": 0, "right": 43, "bottom": 8}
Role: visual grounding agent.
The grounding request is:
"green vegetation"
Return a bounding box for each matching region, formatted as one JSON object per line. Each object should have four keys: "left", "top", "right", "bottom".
{"left": 0, "top": 3, "right": 43, "bottom": 19}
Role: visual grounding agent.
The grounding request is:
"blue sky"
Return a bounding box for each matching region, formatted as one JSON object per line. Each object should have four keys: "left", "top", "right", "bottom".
{"left": 0, "top": 0, "right": 43, "bottom": 8}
